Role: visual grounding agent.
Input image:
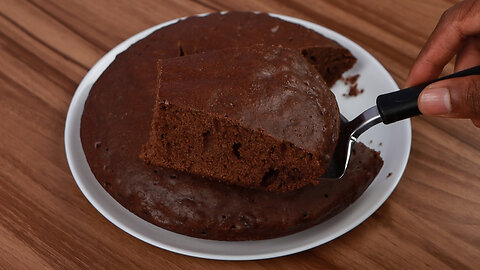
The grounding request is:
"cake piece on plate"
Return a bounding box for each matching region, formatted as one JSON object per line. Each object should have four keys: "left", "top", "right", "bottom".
{"left": 141, "top": 45, "right": 340, "bottom": 192}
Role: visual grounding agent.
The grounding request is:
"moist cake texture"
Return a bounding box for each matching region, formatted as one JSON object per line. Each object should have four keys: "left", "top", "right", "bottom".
{"left": 142, "top": 46, "right": 340, "bottom": 192}
{"left": 80, "top": 11, "right": 382, "bottom": 240}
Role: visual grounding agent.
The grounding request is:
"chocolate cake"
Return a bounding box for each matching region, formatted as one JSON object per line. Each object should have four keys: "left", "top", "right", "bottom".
{"left": 142, "top": 46, "right": 340, "bottom": 192}
{"left": 125, "top": 143, "right": 381, "bottom": 241}
{"left": 127, "top": 12, "right": 356, "bottom": 87}
{"left": 80, "top": 11, "right": 383, "bottom": 240}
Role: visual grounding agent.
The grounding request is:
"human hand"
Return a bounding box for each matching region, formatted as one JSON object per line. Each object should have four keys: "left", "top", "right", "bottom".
{"left": 405, "top": 0, "right": 480, "bottom": 127}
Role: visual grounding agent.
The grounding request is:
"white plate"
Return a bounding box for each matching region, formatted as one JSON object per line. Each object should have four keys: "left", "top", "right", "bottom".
{"left": 65, "top": 13, "right": 411, "bottom": 260}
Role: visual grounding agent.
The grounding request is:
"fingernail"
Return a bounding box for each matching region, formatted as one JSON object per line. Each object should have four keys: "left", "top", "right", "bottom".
{"left": 418, "top": 88, "right": 452, "bottom": 115}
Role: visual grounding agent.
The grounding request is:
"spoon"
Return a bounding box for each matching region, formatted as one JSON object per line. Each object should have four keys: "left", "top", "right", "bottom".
{"left": 321, "top": 65, "right": 480, "bottom": 179}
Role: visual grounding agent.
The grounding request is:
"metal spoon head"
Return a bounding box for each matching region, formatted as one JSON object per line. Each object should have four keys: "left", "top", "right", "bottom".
{"left": 319, "top": 114, "right": 353, "bottom": 180}
{"left": 320, "top": 106, "right": 383, "bottom": 180}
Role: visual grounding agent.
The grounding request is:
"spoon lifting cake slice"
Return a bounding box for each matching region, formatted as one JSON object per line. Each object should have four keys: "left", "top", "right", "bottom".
{"left": 141, "top": 45, "right": 340, "bottom": 192}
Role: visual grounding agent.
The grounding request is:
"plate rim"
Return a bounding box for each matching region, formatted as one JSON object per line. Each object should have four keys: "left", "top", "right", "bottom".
{"left": 65, "top": 12, "right": 411, "bottom": 261}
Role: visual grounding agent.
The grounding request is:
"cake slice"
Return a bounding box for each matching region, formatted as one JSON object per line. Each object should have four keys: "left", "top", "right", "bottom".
{"left": 141, "top": 45, "right": 340, "bottom": 192}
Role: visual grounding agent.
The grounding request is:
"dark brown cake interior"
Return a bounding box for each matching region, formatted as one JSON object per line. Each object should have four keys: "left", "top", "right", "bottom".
{"left": 142, "top": 46, "right": 340, "bottom": 192}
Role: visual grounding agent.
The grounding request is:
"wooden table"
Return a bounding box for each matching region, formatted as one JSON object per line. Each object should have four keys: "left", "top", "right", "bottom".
{"left": 1, "top": 0, "right": 479, "bottom": 268}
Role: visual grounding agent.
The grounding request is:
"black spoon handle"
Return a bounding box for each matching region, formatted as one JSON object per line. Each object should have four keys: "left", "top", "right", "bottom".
{"left": 376, "top": 65, "right": 480, "bottom": 124}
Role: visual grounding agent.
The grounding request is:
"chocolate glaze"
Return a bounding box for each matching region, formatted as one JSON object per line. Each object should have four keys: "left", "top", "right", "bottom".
{"left": 80, "top": 12, "right": 382, "bottom": 240}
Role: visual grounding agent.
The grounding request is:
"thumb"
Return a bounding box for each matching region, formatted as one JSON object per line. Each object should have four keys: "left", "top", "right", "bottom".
{"left": 417, "top": 75, "right": 480, "bottom": 119}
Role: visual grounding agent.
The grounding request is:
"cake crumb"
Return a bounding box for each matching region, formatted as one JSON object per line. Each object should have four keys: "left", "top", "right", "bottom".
{"left": 387, "top": 172, "right": 393, "bottom": 178}
{"left": 343, "top": 74, "right": 360, "bottom": 85}
{"left": 270, "top": 25, "right": 279, "bottom": 33}
{"left": 341, "top": 74, "right": 364, "bottom": 97}
{"left": 369, "top": 140, "right": 373, "bottom": 145}
{"left": 379, "top": 142, "right": 383, "bottom": 146}
{"left": 347, "top": 83, "right": 364, "bottom": 96}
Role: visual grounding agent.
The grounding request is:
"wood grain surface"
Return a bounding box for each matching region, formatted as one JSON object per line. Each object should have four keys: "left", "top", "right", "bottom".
{"left": 1, "top": 0, "right": 479, "bottom": 269}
